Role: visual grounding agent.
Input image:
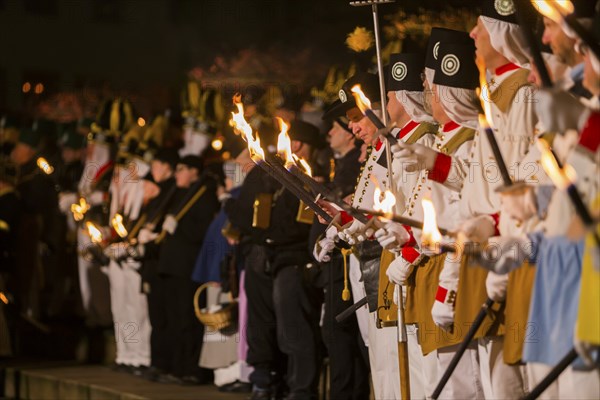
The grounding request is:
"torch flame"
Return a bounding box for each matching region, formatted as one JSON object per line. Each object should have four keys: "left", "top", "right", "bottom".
{"left": 293, "top": 155, "right": 312, "bottom": 177}
{"left": 351, "top": 85, "right": 372, "bottom": 114}
{"left": 71, "top": 197, "right": 90, "bottom": 222}
{"left": 537, "top": 139, "right": 577, "bottom": 190}
{"left": 36, "top": 157, "right": 54, "bottom": 175}
{"left": 229, "top": 95, "right": 265, "bottom": 161}
{"left": 373, "top": 187, "right": 397, "bottom": 217}
{"left": 531, "top": 1, "right": 574, "bottom": 24}
{"left": 0, "top": 292, "right": 8, "bottom": 305}
{"left": 476, "top": 56, "right": 494, "bottom": 130}
{"left": 86, "top": 221, "right": 103, "bottom": 244}
{"left": 421, "top": 198, "right": 443, "bottom": 248}
{"left": 111, "top": 213, "right": 128, "bottom": 238}
{"left": 230, "top": 94, "right": 253, "bottom": 140}
{"left": 276, "top": 117, "right": 295, "bottom": 167}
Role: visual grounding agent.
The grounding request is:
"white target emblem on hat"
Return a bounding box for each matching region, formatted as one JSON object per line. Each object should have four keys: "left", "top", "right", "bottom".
{"left": 392, "top": 62, "right": 407, "bottom": 81}
{"left": 494, "top": 0, "right": 515, "bottom": 16}
{"left": 433, "top": 42, "right": 440, "bottom": 60}
{"left": 339, "top": 89, "right": 348, "bottom": 103}
{"left": 441, "top": 54, "right": 460, "bottom": 76}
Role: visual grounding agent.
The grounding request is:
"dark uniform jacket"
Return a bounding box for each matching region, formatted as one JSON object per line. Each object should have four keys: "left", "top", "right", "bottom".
{"left": 16, "top": 156, "right": 59, "bottom": 251}
{"left": 157, "top": 176, "right": 219, "bottom": 279}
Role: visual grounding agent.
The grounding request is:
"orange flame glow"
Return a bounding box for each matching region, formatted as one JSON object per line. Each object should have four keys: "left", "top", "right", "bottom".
{"left": 276, "top": 117, "right": 295, "bottom": 167}
{"left": 86, "top": 221, "right": 103, "bottom": 244}
{"left": 476, "top": 56, "right": 495, "bottom": 130}
{"left": 229, "top": 95, "right": 265, "bottom": 161}
{"left": 537, "top": 139, "right": 577, "bottom": 190}
{"left": 294, "top": 155, "right": 312, "bottom": 177}
{"left": 531, "top": 1, "right": 574, "bottom": 24}
{"left": 373, "top": 187, "right": 397, "bottom": 216}
{"left": 71, "top": 197, "right": 90, "bottom": 222}
{"left": 111, "top": 213, "right": 128, "bottom": 238}
{"left": 421, "top": 198, "right": 443, "bottom": 248}
{"left": 36, "top": 157, "right": 54, "bottom": 174}
{"left": 350, "top": 85, "right": 372, "bottom": 114}
{"left": 230, "top": 94, "right": 253, "bottom": 139}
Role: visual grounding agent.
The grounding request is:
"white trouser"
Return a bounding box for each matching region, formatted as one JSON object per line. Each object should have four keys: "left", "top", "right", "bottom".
{"left": 478, "top": 336, "right": 528, "bottom": 399}
{"left": 77, "top": 229, "right": 93, "bottom": 311}
{"left": 436, "top": 341, "right": 484, "bottom": 399}
{"left": 107, "top": 259, "right": 150, "bottom": 367}
{"left": 407, "top": 324, "right": 438, "bottom": 399}
{"left": 527, "top": 362, "right": 600, "bottom": 399}
{"left": 349, "top": 254, "right": 370, "bottom": 347}
{"left": 367, "top": 313, "right": 401, "bottom": 399}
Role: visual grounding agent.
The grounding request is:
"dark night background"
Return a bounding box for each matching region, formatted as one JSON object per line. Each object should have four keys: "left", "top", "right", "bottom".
{"left": 0, "top": 0, "right": 480, "bottom": 116}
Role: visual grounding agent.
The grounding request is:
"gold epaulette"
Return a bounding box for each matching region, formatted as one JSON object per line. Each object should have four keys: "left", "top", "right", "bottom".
{"left": 439, "top": 127, "right": 476, "bottom": 155}
{"left": 405, "top": 122, "right": 438, "bottom": 145}
{"left": 490, "top": 69, "right": 531, "bottom": 114}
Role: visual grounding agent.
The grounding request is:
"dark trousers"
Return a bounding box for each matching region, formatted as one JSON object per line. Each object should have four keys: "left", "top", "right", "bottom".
{"left": 273, "top": 264, "right": 322, "bottom": 399}
{"left": 322, "top": 259, "right": 371, "bottom": 400}
{"left": 144, "top": 260, "right": 170, "bottom": 372}
{"left": 244, "top": 244, "right": 285, "bottom": 389}
{"left": 163, "top": 274, "right": 204, "bottom": 378}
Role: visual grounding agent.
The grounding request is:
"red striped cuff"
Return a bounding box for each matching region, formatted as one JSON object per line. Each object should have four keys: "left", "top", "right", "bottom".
{"left": 340, "top": 211, "right": 353, "bottom": 226}
{"left": 435, "top": 286, "right": 448, "bottom": 303}
{"left": 428, "top": 152, "right": 452, "bottom": 183}
{"left": 403, "top": 225, "right": 417, "bottom": 247}
{"left": 579, "top": 112, "right": 600, "bottom": 154}
{"left": 490, "top": 213, "right": 500, "bottom": 236}
{"left": 401, "top": 246, "right": 421, "bottom": 263}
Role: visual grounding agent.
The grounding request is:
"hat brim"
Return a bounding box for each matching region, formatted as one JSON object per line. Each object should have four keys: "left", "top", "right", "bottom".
{"left": 322, "top": 99, "right": 356, "bottom": 121}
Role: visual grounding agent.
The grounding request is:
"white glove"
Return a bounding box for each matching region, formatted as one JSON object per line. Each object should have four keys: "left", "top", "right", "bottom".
{"left": 314, "top": 227, "right": 337, "bottom": 263}
{"left": 59, "top": 192, "right": 77, "bottom": 214}
{"left": 391, "top": 142, "right": 439, "bottom": 172}
{"left": 432, "top": 298, "right": 455, "bottom": 330}
{"left": 386, "top": 256, "right": 416, "bottom": 285}
{"left": 338, "top": 219, "right": 375, "bottom": 245}
{"left": 104, "top": 242, "right": 130, "bottom": 260}
{"left": 137, "top": 228, "right": 158, "bottom": 244}
{"left": 475, "top": 236, "right": 534, "bottom": 275}
{"left": 500, "top": 185, "right": 537, "bottom": 223}
{"left": 485, "top": 271, "right": 508, "bottom": 302}
{"left": 459, "top": 215, "right": 496, "bottom": 243}
{"left": 162, "top": 215, "right": 178, "bottom": 235}
{"left": 88, "top": 191, "right": 105, "bottom": 205}
{"left": 374, "top": 221, "right": 410, "bottom": 251}
{"left": 534, "top": 89, "right": 590, "bottom": 133}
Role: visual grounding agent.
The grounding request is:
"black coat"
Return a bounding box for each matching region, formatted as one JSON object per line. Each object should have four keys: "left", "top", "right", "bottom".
{"left": 157, "top": 176, "right": 219, "bottom": 278}
{"left": 16, "top": 157, "right": 60, "bottom": 251}
{"left": 224, "top": 165, "right": 278, "bottom": 244}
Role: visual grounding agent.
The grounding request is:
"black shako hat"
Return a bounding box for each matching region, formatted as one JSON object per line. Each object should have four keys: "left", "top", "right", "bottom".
{"left": 386, "top": 53, "right": 426, "bottom": 92}
{"left": 154, "top": 148, "right": 180, "bottom": 171}
{"left": 321, "top": 71, "right": 380, "bottom": 120}
{"left": 289, "top": 119, "right": 324, "bottom": 148}
{"left": 425, "top": 27, "right": 474, "bottom": 73}
{"left": 178, "top": 155, "right": 203, "bottom": 171}
{"left": 433, "top": 37, "right": 479, "bottom": 90}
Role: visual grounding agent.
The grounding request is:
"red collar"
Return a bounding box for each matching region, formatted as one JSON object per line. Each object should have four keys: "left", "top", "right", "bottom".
{"left": 375, "top": 139, "right": 383, "bottom": 151}
{"left": 442, "top": 121, "right": 460, "bottom": 133}
{"left": 396, "top": 120, "right": 420, "bottom": 139}
{"left": 495, "top": 63, "right": 520, "bottom": 76}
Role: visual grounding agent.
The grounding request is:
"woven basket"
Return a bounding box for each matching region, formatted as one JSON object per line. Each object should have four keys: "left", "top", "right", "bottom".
{"left": 193, "top": 282, "right": 237, "bottom": 331}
